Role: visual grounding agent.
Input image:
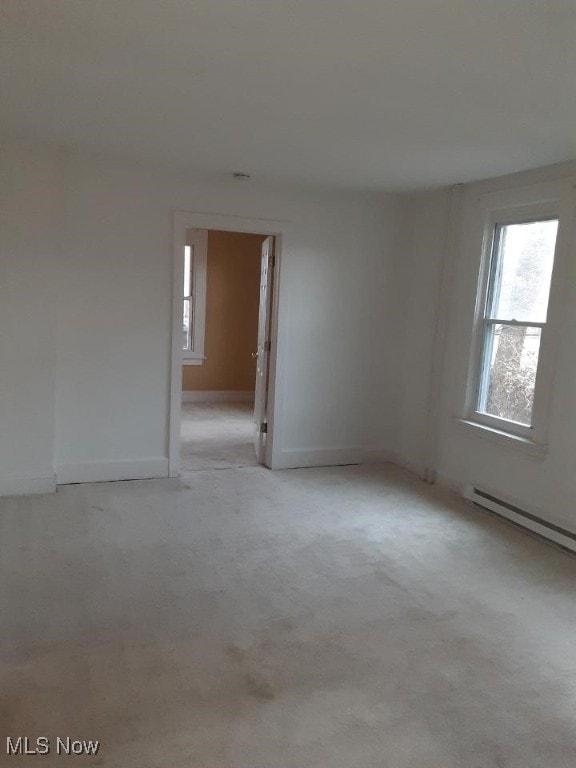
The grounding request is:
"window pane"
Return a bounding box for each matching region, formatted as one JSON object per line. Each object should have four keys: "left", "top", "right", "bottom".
{"left": 479, "top": 324, "right": 541, "bottom": 425}
{"left": 489, "top": 220, "right": 558, "bottom": 322}
{"left": 184, "top": 246, "right": 191, "bottom": 297}
{"left": 182, "top": 299, "right": 191, "bottom": 350}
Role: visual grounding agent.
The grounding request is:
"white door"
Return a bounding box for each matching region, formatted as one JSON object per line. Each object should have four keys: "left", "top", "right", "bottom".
{"left": 253, "top": 236, "right": 275, "bottom": 463}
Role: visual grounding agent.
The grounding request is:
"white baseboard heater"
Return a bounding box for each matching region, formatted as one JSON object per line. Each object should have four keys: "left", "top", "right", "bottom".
{"left": 464, "top": 485, "right": 576, "bottom": 556}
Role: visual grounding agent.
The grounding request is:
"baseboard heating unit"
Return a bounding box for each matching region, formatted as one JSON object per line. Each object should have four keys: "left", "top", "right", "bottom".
{"left": 464, "top": 485, "right": 576, "bottom": 556}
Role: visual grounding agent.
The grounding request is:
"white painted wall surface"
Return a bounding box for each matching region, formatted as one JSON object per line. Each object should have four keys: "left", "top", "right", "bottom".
{"left": 398, "top": 162, "right": 576, "bottom": 534}
{"left": 7, "top": 135, "right": 575, "bottom": 534}
{"left": 0, "top": 139, "right": 402, "bottom": 489}
{"left": 0, "top": 142, "right": 64, "bottom": 494}
{"left": 393, "top": 189, "right": 451, "bottom": 476}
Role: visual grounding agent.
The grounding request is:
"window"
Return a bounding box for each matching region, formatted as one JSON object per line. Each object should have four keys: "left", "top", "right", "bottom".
{"left": 182, "top": 245, "right": 192, "bottom": 350}
{"left": 469, "top": 204, "right": 563, "bottom": 440}
{"left": 182, "top": 228, "right": 207, "bottom": 365}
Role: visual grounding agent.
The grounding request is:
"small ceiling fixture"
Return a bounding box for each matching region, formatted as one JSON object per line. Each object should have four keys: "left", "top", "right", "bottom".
{"left": 233, "top": 172, "right": 252, "bottom": 181}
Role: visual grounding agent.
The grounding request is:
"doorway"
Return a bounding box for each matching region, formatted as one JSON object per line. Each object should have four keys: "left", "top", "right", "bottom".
{"left": 169, "top": 212, "right": 284, "bottom": 476}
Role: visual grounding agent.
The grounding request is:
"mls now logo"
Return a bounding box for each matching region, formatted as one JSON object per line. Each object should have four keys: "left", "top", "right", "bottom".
{"left": 6, "top": 737, "right": 100, "bottom": 756}
{"left": 56, "top": 738, "right": 100, "bottom": 755}
{"left": 6, "top": 737, "right": 50, "bottom": 756}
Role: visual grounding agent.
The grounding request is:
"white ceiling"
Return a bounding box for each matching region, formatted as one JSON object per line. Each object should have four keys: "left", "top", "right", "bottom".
{"left": 1, "top": 0, "right": 575, "bottom": 191}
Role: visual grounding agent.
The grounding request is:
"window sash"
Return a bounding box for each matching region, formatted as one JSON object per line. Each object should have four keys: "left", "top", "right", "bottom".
{"left": 484, "top": 219, "right": 558, "bottom": 323}
{"left": 483, "top": 318, "right": 545, "bottom": 328}
{"left": 476, "top": 321, "right": 543, "bottom": 428}
{"left": 184, "top": 245, "right": 192, "bottom": 299}
{"left": 183, "top": 297, "right": 192, "bottom": 352}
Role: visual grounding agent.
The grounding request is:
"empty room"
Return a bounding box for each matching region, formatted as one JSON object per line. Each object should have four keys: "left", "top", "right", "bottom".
{"left": 1, "top": 2, "right": 576, "bottom": 766}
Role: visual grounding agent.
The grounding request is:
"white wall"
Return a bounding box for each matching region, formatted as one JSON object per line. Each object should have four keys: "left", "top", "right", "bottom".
{"left": 392, "top": 189, "right": 451, "bottom": 475}
{"left": 397, "top": 162, "right": 576, "bottom": 534}
{"left": 0, "top": 139, "right": 403, "bottom": 491}
{"left": 4, "top": 137, "right": 576, "bottom": 534}
{"left": 0, "top": 141, "right": 64, "bottom": 494}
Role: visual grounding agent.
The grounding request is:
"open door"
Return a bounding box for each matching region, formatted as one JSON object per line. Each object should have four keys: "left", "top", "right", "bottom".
{"left": 253, "top": 236, "right": 275, "bottom": 464}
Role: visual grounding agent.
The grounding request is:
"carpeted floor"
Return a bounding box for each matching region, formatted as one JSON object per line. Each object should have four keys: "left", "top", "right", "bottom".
{"left": 2, "top": 463, "right": 576, "bottom": 766}
{"left": 180, "top": 401, "right": 258, "bottom": 471}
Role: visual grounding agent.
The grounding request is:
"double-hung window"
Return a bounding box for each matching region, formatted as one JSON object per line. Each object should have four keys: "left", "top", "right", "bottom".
{"left": 182, "top": 228, "right": 207, "bottom": 365}
{"left": 469, "top": 200, "right": 564, "bottom": 442}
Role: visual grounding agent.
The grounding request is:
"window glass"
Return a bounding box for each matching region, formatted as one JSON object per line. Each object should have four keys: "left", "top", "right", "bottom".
{"left": 479, "top": 324, "right": 541, "bottom": 425}
{"left": 488, "top": 220, "right": 558, "bottom": 322}
{"left": 182, "top": 298, "right": 191, "bottom": 350}
{"left": 184, "top": 246, "right": 191, "bottom": 297}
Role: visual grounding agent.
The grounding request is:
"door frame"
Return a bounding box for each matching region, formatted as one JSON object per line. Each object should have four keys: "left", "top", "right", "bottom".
{"left": 168, "top": 211, "right": 288, "bottom": 476}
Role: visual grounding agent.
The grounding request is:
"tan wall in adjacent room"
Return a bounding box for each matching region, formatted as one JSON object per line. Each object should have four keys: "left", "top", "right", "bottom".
{"left": 182, "top": 230, "right": 264, "bottom": 391}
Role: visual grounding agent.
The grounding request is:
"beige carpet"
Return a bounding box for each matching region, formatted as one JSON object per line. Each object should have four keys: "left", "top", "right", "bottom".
{"left": 3, "top": 464, "right": 576, "bottom": 766}
{"left": 180, "top": 401, "right": 258, "bottom": 471}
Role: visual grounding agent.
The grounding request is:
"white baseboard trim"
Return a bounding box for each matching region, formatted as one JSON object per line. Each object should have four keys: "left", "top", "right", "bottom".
{"left": 0, "top": 473, "right": 57, "bottom": 497}
{"left": 182, "top": 390, "right": 254, "bottom": 403}
{"left": 362, "top": 449, "right": 398, "bottom": 466}
{"left": 272, "top": 447, "right": 391, "bottom": 470}
{"left": 56, "top": 458, "right": 169, "bottom": 485}
{"left": 436, "top": 472, "right": 465, "bottom": 495}
{"left": 387, "top": 451, "right": 432, "bottom": 480}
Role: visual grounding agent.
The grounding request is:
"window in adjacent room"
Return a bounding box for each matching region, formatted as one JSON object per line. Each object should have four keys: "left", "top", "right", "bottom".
{"left": 182, "top": 229, "right": 207, "bottom": 365}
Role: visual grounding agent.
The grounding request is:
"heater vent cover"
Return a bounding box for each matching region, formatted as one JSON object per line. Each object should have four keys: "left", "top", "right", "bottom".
{"left": 464, "top": 485, "right": 576, "bottom": 555}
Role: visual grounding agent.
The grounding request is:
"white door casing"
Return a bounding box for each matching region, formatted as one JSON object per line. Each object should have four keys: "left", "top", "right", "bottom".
{"left": 253, "top": 237, "right": 275, "bottom": 463}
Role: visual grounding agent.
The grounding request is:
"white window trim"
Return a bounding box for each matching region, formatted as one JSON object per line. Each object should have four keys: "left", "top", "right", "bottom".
{"left": 464, "top": 182, "right": 576, "bottom": 451}
{"left": 457, "top": 418, "right": 548, "bottom": 458}
{"left": 183, "top": 358, "right": 205, "bottom": 366}
{"left": 182, "top": 228, "right": 208, "bottom": 364}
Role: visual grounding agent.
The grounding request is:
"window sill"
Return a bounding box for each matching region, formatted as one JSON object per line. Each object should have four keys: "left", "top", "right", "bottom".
{"left": 182, "top": 357, "right": 205, "bottom": 366}
{"left": 457, "top": 419, "right": 548, "bottom": 459}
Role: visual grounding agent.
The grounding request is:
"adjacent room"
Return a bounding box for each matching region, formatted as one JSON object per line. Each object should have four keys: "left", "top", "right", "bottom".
{"left": 180, "top": 228, "right": 266, "bottom": 472}
{"left": 1, "top": 2, "right": 576, "bottom": 766}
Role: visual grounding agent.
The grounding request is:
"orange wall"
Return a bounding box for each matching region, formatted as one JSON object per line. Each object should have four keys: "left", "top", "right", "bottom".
{"left": 182, "top": 230, "right": 264, "bottom": 391}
